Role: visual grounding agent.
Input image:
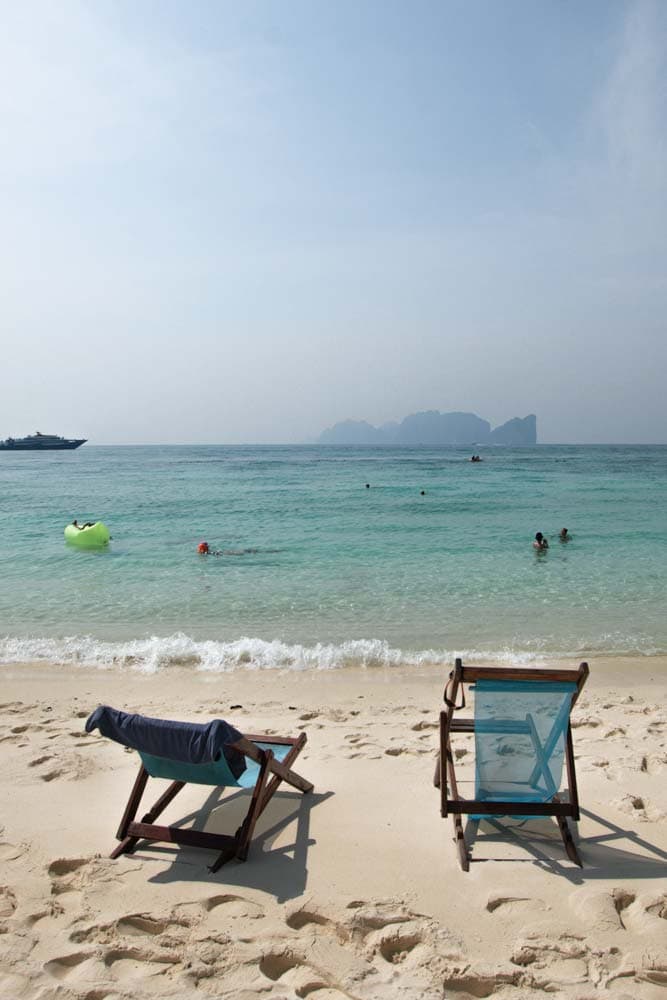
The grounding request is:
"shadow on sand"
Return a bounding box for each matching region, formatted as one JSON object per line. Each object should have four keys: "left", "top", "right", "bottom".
{"left": 126, "top": 785, "right": 334, "bottom": 903}
{"left": 459, "top": 806, "right": 667, "bottom": 883}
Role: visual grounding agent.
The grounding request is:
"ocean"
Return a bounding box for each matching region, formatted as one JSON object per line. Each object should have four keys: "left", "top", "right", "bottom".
{"left": 0, "top": 444, "right": 665, "bottom": 672}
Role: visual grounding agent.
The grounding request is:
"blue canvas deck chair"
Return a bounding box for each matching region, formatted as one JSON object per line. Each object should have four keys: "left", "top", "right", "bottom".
{"left": 86, "top": 706, "right": 313, "bottom": 872}
{"left": 436, "top": 660, "right": 589, "bottom": 870}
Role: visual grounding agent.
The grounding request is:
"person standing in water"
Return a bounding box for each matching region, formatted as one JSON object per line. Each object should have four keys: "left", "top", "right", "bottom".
{"left": 559, "top": 528, "right": 570, "bottom": 542}
{"left": 533, "top": 532, "right": 549, "bottom": 550}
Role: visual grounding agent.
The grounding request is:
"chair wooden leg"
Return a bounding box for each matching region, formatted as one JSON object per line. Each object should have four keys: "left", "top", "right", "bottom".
{"left": 453, "top": 814, "right": 469, "bottom": 871}
{"left": 116, "top": 766, "right": 148, "bottom": 840}
{"left": 258, "top": 736, "right": 312, "bottom": 814}
{"left": 557, "top": 816, "right": 582, "bottom": 867}
{"left": 111, "top": 837, "right": 138, "bottom": 859}
{"left": 209, "top": 750, "right": 273, "bottom": 871}
{"left": 208, "top": 843, "right": 237, "bottom": 873}
{"left": 112, "top": 772, "right": 186, "bottom": 860}
{"left": 112, "top": 765, "right": 149, "bottom": 858}
{"left": 433, "top": 753, "right": 441, "bottom": 788}
{"left": 141, "top": 780, "right": 186, "bottom": 824}
{"left": 235, "top": 750, "right": 272, "bottom": 861}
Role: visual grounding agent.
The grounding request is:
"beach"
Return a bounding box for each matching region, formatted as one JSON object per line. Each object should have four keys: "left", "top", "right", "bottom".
{"left": 4, "top": 0, "right": 667, "bottom": 992}
{"left": 1, "top": 657, "right": 666, "bottom": 1000}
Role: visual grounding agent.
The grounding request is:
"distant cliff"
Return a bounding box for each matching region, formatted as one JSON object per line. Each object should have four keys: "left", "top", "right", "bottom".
{"left": 318, "top": 411, "right": 537, "bottom": 446}
{"left": 489, "top": 414, "right": 537, "bottom": 445}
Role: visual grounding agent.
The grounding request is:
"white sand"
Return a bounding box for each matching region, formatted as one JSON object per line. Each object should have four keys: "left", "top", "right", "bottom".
{"left": 0, "top": 658, "right": 666, "bottom": 999}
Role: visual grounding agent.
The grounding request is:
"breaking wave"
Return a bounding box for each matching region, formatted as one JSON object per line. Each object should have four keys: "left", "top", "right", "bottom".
{"left": 0, "top": 633, "right": 554, "bottom": 674}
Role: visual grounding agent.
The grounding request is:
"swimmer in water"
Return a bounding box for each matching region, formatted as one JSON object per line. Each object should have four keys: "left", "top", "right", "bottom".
{"left": 559, "top": 528, "right": 570, "bottom": 542}
{"left": 198, "top": 541, "right": 260, "bottom": 557}
{"left": 198, "top": 541, "right": 221, "bottom": 555}
{"left": 533, "top": 532, "right": 549, "bottom": 551}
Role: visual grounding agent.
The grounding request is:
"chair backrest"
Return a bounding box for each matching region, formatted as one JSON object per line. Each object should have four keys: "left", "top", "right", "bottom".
{"left": 473, "top": 678, "right": 576, "bottom": 803}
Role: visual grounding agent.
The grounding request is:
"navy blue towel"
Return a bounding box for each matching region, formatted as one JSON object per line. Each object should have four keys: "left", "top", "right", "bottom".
{"left": 86, "top": 705, "right": 246, "bottom": 779}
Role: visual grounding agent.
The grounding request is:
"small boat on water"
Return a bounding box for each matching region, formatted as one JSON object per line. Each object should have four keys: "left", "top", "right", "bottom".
{"left": 0, "top": 432, "right": 86, "bottom": 451}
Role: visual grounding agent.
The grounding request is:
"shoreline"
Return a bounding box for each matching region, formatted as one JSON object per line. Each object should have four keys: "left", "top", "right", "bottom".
{"left": 1, "top": 653, "right": 666, "bottom": 684}
{"left": 1, "top": 646, "right": 667, "bottom": 678}
{"left": 1, "top": 657, "right": 666, "bottom": 998}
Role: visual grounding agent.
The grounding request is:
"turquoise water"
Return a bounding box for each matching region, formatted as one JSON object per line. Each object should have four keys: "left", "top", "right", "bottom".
{"left": 0, "top": 445, "right": 665, "bottom": 670}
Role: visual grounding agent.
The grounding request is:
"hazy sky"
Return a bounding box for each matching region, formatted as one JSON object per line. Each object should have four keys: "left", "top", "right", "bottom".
{"left": 2, "top": 0, "right": 666, "bottom": 444}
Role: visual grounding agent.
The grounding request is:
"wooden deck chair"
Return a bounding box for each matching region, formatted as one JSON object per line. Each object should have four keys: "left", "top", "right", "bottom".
{"left": 86, "top": 707, "right": 313, "bottom": 872}
{"left": 436, "top": 659, "right": 588, "bottom": 871}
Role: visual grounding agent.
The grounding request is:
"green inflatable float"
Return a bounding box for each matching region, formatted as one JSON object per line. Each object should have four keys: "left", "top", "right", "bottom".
{"left": 64, "top": 521, "right": 110, "bottom": 547}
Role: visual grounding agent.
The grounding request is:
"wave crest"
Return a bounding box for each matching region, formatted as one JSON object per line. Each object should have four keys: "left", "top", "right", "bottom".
{"left": 0, "top": 633, "right": 549, "bottom": 673}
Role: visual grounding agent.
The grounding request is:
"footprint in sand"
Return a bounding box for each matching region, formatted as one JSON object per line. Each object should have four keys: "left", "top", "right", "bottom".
{"left": 0, "top": 842, "right": 26, "bottom": 863}
{"left": 325, "top": 709, "right": 349, "bottom": 723}
{"left": 442, "top": 969, "right": 521, "bottom": 996}
{"left": 614, "top": 793, "right": 665, "bottom": 823}
{"left": 71, "top": 915, "right": 165, "bottom": 946}
{"left": 646, "top": 894, "right": 667, "bottom": 920}
{"left": 300, "top": 991, "right": 354, "bottom": 1000}
{"left": 0, "top": 886, "right": 17, "bottom": 920}
{"left": 286, "top": 906, "right": 349, "bottom": 943}
{"left": 571, "top": 716, "right": 602, "bottom": 729}
{"left": 116, "top": 914, "right": 172, "bottom": 937}
{"left": 26, "top": 900, "right": 66, "bottom": 926}
{"left": 346, "top": 902, "right": 419, "bottom": 937}
{"left": 43, "top": 951, "right": 97, "bottom": 980}
{"left": 0, "top": 974, "right": 30, "bottom": 999}
{"left": 103, "top": 946, "right": 180, "bottom": 981}
{"left": 585, "top": 756, "right": 611, "bottom": 771}
{"left": 259, "top": 946, "right": 360, "bottom": 998}
{"left": 612, "top": 890, "right": 667, "bottom": 935}
{"left": 29, "top": 754, "right": 54, "bottom": 768}
{"left": 0, "top": 702, "right": 39, "bottom": 715}
{"left": 27, "top": 751, "right": 90, "bottom": 782}
{"left": 204, "top": 894, "right": 265, "bottom": 921}
{"left": 640, "top": 752, "right": 667, "bottom": 774}
{"left": 510, "top": 925, "right": 589, "bottom": 986}
{"left": 375, "top": 925, "right": 426, "bottom": 965}
{"left": 49, "top": 857, "right": 91, "bottom": 878}
{"left": 258, "top": 949, "right": 306, "bottom": 981}
{"left": 606, "top": 948, "right": 667, "bottom": 992}
{"left": 485, "top": 893, "right": 541, "bottom": 915}
{"left": 48, "top": 856, "right": 117, "bottom": 898}
{"left": 603, "top": 725, "right": 627, "bottom": 738}
{"left": 570, "top": 887, "right": 634, "bottom": 933}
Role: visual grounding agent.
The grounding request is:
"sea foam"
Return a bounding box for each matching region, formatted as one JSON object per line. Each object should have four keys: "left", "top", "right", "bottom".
{"left": 0, "top": 633, "right": 550, "bottom": 673}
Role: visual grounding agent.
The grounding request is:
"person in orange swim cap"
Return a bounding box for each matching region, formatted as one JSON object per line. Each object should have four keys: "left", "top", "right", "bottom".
{"left": 197, "top": 541, "right": 210, "bottom": 555}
